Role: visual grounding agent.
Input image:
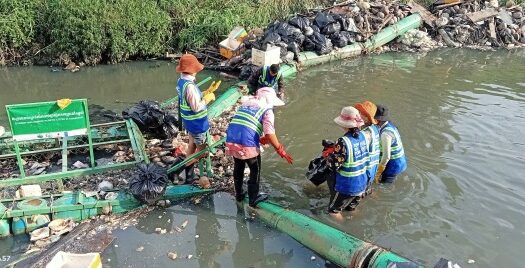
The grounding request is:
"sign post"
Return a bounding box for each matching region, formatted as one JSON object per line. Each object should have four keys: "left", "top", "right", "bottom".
{"left": 5, "top": 99, "right": 94, "bottom": 181}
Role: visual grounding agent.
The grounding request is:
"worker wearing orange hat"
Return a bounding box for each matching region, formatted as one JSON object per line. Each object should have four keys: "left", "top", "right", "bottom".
{"left": 176, "top": 54, "right": 215, "bottom": 184}
{"left": 355, "top": 101, "right": 380, "bottom": 195}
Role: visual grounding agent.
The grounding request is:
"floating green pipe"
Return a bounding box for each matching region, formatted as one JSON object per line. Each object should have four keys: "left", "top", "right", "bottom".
{"left": 206, "top": 86, "right": 242, "bottom": 119}
{"left": 297, "top": 14, "right": 422, "bottom": 68}
{"left": 363, "top": 14, "right": 422, "bottom": 51}
{"left": 250, "top": 201, "right": 423, "bottom": 268}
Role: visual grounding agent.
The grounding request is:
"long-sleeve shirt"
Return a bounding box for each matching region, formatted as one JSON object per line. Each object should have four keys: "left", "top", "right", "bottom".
{"left": 379, "top": 121, "right": 395, "bottom": 166}
{"left": 247, "top": 67, "right": 284, "bottom": 94}
{"left": 180, "top": 74, "right": 206, "bottom": 112}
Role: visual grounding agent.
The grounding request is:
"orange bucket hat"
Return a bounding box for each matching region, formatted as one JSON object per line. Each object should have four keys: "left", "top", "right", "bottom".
{"left": 176, "top": 54, "right": 204, "bottom": 74}
{"left": 355, "top": 101, "right": 378, "bottom": 124}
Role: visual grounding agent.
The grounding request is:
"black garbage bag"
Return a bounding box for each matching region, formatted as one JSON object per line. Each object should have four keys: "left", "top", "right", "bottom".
{"left": 303, "top": 36, "right": 316, "bottom": 51}
{"left": 314, "top": 12, "right": 336, "bottom": 29}
{"left": 122, "top": 101, "right": 165, "bottom": 131}
{"left": 275, "top": 22, "right": 302, "bottom": 37}
{"left": 305, "top": 139, "right": 337, "bottom": 186}
{"left": 162, "top": 113, "right": 179, "bottom": 139}
{"left": 239, "top": 65, "right": 259, "bottom": 80}
{"left": 332, "top": 14, "right": 348, "bottom": 31}
{"left": 340, "top": 31, "right": 356, "bottom": 44}
{"left": 129, "top": 163, "right": 169, "bottom": 205}
{"left": 311, "top": 25, "right": 320, "bottom": 33}
{"left": 321, "top": 22, "right": 341, "bottom": 35}
{"left": 262, "top": 32, "right": 281, "bottom": 45}
{"left": 306, "top": 156, "right": 335, "bottom": 186}
{"left": 330, "top": 32, "right": 349, "bottom": 48}
{"left": 288, "top": 16, "right": 310, "bottom": 31}
{"left": 309, "top": 32, "right": 333, "bottom": 55}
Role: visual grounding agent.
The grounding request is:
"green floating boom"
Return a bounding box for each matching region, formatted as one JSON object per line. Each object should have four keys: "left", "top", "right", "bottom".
{"left": 297, "top": 14, "right": 422, "bottom": 68}
{"left": 251, "top": 201, "right": 423, "bottom": 268}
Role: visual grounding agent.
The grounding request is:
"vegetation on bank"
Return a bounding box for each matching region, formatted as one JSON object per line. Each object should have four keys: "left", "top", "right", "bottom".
{"left": 0, "top": 0, "right": 317, "bottom": 66}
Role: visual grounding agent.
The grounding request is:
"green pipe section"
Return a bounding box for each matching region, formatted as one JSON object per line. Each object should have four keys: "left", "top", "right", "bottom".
{"left": 206, "top": 86, "right": 242, "bottom": 119}
{"left": 297, "top": 14, "right": 422, "bottom": 68}
{"left": 364, "top": 14, "right": 422, "bottom": 51}
{"left": 251, "top": 201, "right": 422, "bottom": 268}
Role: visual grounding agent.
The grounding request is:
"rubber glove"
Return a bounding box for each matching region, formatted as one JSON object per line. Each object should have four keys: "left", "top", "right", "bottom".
{"left": 259, "top": 135, "right": 270, "bottom": 145}
{"left": 374, "top": 164, "right": 386, "bottom": 183}
{"left": 322, "top": 146, "right": 335, "bottom": 158}
{"left": 203, "top": 92, "right": 216, "bottom": 104}
{"left": 276, "top": 144, "right": 293, "bottom": 164}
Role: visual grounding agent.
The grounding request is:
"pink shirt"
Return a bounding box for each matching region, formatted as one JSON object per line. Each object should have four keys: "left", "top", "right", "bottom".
{"left": 226, "top": 97, "right": 275, "bottom": 159}
{"left": 180, "top": 74, "right": 206, "bottom": 112}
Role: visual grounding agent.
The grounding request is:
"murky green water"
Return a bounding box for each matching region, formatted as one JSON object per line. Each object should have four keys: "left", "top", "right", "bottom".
{"left": 1, "top": 49, "right": 525, "bottom": 267}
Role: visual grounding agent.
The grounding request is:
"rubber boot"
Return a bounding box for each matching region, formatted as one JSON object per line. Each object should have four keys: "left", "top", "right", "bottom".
{"left": 234, "top": 178, "right": 245, "bottom": 202}
{"left": 184, "top": 163, "right": 196, "bottom": 184}
{"left": 249, "top": 193, "right": 268, "bottom": 208}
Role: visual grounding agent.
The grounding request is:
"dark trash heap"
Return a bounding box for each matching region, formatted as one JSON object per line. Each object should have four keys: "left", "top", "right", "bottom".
{"left": 429, "top": 0, "right": 525, "bottom": 48}
{"left": 243, "top": 1, "right": 414, "bottom": 60}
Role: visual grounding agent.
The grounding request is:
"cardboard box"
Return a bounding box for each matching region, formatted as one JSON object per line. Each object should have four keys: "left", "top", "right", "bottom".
{"left": 251, "top": 46, "right": 281, "bottom": 67}
{"left": 219, "top": 38, "right": 244, "bottom": 59}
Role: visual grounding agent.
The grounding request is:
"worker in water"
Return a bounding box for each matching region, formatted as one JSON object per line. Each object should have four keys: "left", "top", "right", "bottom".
{"left": 373, "top": 105, "right": 407, "bottom": 183}
{"left": 355, "top": 101, "right": 380, "bottom": 195}
{"left": 328, "top": 106, "right": 369, "bottom": 217}
{"left": 247, "top": 64, "right": 284, "bottom": 99}
{"left": 176, "top": 54, "right": 216, "bottom": 184}
{"left": 225, "top": 87, "right": 293, "bottom": 208}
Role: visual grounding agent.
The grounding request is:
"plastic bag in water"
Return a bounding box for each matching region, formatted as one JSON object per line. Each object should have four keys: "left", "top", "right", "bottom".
{"left": 129, "top": 163, "right": 169, "bottom": 205}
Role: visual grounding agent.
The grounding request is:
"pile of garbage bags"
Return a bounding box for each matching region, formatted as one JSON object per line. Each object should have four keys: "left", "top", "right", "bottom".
{"left": 245, "top": 11, "right": 363, "bottom": 58}
{"left": 122, "top": 101, "right": 179, "bottom": 138}
{"left": 129, "top": 162, "right": 169, "bottom": 204}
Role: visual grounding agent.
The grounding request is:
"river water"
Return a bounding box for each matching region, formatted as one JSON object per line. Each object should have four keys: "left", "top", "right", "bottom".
{"left": 1, "top": 49, "right": 525, "bottom": 268}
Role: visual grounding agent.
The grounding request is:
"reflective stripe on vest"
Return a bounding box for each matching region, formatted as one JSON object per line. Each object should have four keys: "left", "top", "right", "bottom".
{"left": 367, "top": 125, "right": 381, "bottom": 168}
{"left": 177, "top": 78, "right": 209, "bottom": 134}
{"left": 258, "top": 66, "right": 281, "bottom": 88}
{"left": 226, "top": 105, "right": 268, "bottom": 147}
{"left": 382, "top": 125, "right": 404, "bottom": 160}
{"left": 337, "top": 136, "right": 368, "bottom": 178}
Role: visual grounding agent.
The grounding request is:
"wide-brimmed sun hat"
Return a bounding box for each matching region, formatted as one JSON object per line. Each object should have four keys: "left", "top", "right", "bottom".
{"left": 374, "top": 104, "right": 390, "bottom": 121}
{"left": 176, "top": 54, "right": 204, "bottom": 74}
{"left": 355, "top": 101, "right": 378, "bottom": 125}
{"left": 334, "top": 106, "right": 364, "bottom": 128}
{"left": 256, "top": 87, "right": 285, "bottom": 107}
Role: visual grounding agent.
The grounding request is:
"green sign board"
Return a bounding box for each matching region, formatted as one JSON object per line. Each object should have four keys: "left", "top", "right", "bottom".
{"left": 6, "top": 99, "right": 90, "bottom": 141}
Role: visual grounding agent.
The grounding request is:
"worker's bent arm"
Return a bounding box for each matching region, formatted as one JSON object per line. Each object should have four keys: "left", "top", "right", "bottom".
{"left": 379, "top": 132, "right": 393, "bottom": 166}
{"left": 186, "top": 83, "right": 206, "bottom": 112}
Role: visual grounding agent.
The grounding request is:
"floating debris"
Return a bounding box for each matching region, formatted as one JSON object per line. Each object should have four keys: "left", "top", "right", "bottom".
{"left": 181, "top": 220, "right": 189, "bottom": 229}
{"left": 168, "top": 251, "right": 178, "bottom": 260}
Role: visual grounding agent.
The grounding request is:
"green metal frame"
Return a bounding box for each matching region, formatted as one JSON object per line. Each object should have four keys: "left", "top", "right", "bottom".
{"left": 0, "top": 118, "right": 148, "bottom": 188}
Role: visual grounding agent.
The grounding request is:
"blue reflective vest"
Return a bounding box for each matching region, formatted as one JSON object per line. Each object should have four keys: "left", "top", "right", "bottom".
{"left": 258, "top": 66, "right": 281, "bottom": 90}
{"left": 226, "top": 105, "right": 269, "bottom": 147}
{"left": 177, "top": 78, "right": 209, "bottom": 134}
{"left": 335, "top": 132, "right": 370, "bottom": 196}
{"left": 381, "top": 122, "right": 407, "bottom": 176}
{"left": 366, "top": 124, "right": 381, "bottom": 184}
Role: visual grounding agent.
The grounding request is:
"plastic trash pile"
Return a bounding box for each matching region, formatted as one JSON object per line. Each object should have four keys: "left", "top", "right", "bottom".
{"left": 430, "top": 0, "right": 525, "bottom": 48}
{"left": 243, "top": 1, "right": 413, "bottom": 61}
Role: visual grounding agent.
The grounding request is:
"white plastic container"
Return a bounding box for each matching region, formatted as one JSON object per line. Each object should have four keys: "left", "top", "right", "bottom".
{"left": 251, "top": 46, "right": 281, "bottom": 67}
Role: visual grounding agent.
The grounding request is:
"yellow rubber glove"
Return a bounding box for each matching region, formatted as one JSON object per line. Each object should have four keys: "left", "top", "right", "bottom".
{"left": 203, "top": 92, "right": 216, "bottom": 105}
{"left": 202, "top": 80, "right": 222, "bottom": 96}
{"left": 374, "top": 164, "right": 386, "bottom": 183}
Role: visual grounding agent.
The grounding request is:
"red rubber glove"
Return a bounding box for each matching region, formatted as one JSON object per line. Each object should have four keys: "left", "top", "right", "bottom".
{"left": 259, "top": 136, "right": 270, "bottom": 145}
{"left": 322, "top": 146, "right": 335, "bottom": 158}
{"left": 276, "top": 144, "right": 293, "bottom": 164}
